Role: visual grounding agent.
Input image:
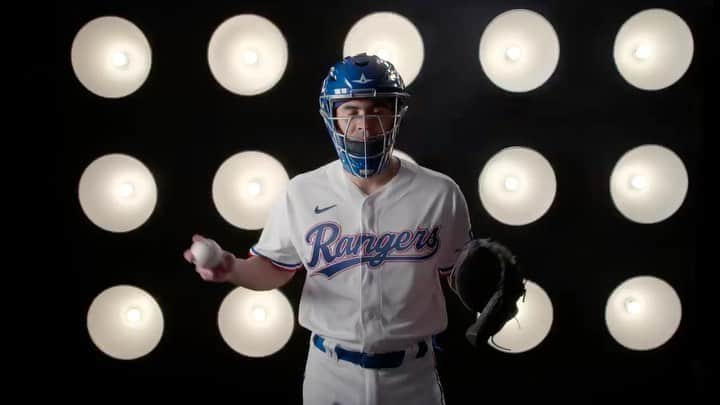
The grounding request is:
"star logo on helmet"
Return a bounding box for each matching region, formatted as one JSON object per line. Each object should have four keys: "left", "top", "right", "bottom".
{"left": 351, "top": 73, "right": 374, "bottom": 84}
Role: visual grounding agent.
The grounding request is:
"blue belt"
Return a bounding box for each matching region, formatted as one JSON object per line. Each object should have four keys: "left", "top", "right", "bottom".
{"left": 312, "top": 334, "right": 428, "bottom": 369}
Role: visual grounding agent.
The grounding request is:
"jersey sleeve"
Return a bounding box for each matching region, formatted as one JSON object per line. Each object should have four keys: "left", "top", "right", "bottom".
{"left": 437, "top": 181, "right": 473, "bottom": 277}
{"left": 249, "top": 187, "right": 304, "bottom": 271}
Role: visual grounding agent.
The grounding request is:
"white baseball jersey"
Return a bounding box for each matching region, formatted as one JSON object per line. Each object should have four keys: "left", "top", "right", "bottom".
{"left": 250, "top": 158, "right": 472, "bottom": 354}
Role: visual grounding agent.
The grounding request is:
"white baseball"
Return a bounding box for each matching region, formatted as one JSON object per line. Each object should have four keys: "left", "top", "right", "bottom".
{"left": 191, "top": 238, "right": 223, "bottom": 269}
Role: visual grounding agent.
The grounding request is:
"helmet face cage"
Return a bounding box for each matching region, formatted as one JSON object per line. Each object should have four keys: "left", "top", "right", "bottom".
{"left": 319, "top": 95, "right": 408, "bottom": 178}
{"left": 318, "top": 53, "right": 410, "bottom": 178}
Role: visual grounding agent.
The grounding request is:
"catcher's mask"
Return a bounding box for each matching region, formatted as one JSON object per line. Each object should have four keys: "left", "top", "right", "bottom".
{"left": 319, "top": 53, "right": 409, "bottom": 178}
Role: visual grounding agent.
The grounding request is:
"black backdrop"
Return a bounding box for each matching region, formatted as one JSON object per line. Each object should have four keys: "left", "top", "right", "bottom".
{"left": 56, "top": 0, "right": 709, "bottom": 402}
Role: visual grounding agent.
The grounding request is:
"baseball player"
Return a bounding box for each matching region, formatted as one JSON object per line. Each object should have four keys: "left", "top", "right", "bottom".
{"left": 184, "top": 53, "right": 472, "bottom": 404}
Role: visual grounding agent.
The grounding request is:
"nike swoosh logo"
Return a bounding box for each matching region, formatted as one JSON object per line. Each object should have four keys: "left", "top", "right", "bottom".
{"left": 314, "top": 204, "right": 337, "bottom": 214}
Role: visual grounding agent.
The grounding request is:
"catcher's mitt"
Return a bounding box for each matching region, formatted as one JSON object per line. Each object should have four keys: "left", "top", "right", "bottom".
{"left": 450, "top": 238, "right": 526, "bottom": 348}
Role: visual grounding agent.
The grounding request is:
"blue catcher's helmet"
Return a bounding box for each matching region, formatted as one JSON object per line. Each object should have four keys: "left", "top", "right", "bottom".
{"left": 319, "top": 53, "right": 410, "bottom": 178}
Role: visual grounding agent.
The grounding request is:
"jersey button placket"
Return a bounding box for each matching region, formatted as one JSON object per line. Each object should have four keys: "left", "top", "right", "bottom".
{"left": 359, "top": 198, "right": 368, "bottom": 330}
{"left": 360, "top": 197, "right": 376, "bottom": 328}
{"left": 362, "top": 196, "right": 383, "bottom": 340}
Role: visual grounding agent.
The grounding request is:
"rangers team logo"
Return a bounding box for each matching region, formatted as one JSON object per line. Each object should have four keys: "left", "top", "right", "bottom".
{"left": 304, "top": 222, "right": 440, "bottom": 278}
{"left": 351, "top": 73, "right": 374, "bottom": 84}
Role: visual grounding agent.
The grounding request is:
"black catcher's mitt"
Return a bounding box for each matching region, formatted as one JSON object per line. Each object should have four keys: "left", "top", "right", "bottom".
{"left": 450, "top": 238, "right": 526, "bottom": 348}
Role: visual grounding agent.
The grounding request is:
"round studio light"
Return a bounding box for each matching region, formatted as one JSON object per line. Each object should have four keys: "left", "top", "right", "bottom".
{"left": 488, "top": 280, "right": 553, "bottom": 353}
{"left": 117, "top": 182, "right": 136, "bottom": 198}
{"left": 218, "top": 287, "right": 295, "bottom": 357}
{"left": 505, "top": 45, "right": 522, "bottom": 62}
{"left": 242, "top": 49, "right": 259, "bottom": 65}
{"left": 605, "top": 275, "right": 682, "bottom": 351}
{"left": 478, "top": 146, "right": 556, "bottom": 226}
{"left": 208, "top": 14, "right": 288, "bottom": 95}
{"left": 376, "top": 47, "right": 393, "bottom": 61}
{"left": 610, "top": 144, "right": 688, "bottom": 224}
{"left": 110, "top": 51, "right": 130, "bottom": 68}
{"left": 633, "top": 45, "right": 651, "bottom": 61}
{"left": 629, "top": 175, "right": 649, "bottom": 191}
{"left": 212, "top": 151, "right": 289, "bottom": 230}
{"left": 623, "top": 298, "right": 642, "bottom": 315}
{"left": 246, "top": 180, "right": 263, "bottom": 197}
{"left": 613, "top": 9, "right": 694, "bottom": 90}
{"left": 86, "top": 285, "right": 164, "bottom": 360}
{"left": 78, "top": 153, "right": 157, "bottom": 233}
{"left": 343, "top": 12, "right": 424, "bottom": 86}
{"left": 479, "top": 9, "right": 560, "bottom": 92}
{"left": 71, "top": 16, "right": 152, "bottom": 98}
{"left": 503, "top": 176, "right": 520, "bottom": 192}
{"left": 126, "top": 307, "right": 142, "bottom": 323}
